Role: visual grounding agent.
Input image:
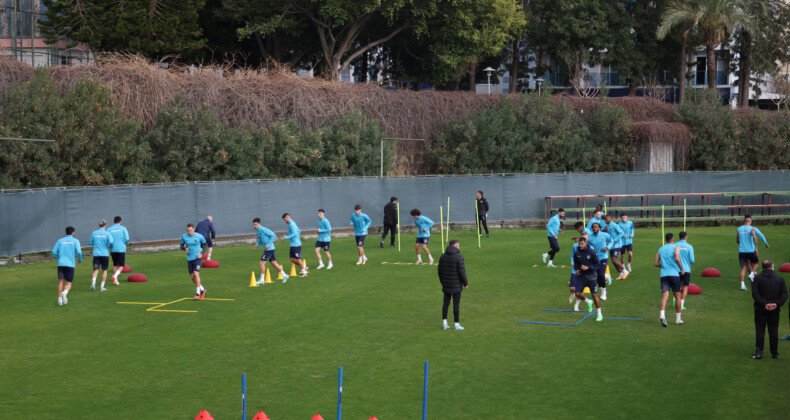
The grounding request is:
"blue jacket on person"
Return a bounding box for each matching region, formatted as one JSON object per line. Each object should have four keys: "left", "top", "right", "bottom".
{"left": 108, "top": 224, "right": 130, "bottom": 253}
{"left": 676, "top": 239, "right": 695, "bottom": 273}
{"left": 414, "top": 215, "right": 434, "bottom": 238}
{"left": 618, "top": 220, "right": 634, "bottom": 245}
{"left": 196, "top": 219, "right": 216, "bottom": 240}
{"left": 546, "top": 214, "right": 561, "bottom": 237}
{"left": 586, "top": 216, "right": 604, "bottom": 231}
{"left": 604, "top": 221, "right": 625, "bottom": 247}
{"left": 255, "top": 226, "right": 276, "bottom": 251}
{"left": 573, "top": 243, "right": 599, "bottom": 278}
{"left": 89, "top": 228, "right": 114, "bottom": 257}
{"left": 53, "top": 235, "right": 82, "bottom": 268}
{"left": 317, "top": 217, "right": 332, "bottom": 242}
{"left": 284, "top": 220, "right": 302, "bottom": 247}
{"left": 588, "top": 231, "right": 613, "bottom": 261}
{"left": 350, "top": 212, "right": 372, "bottom": 236}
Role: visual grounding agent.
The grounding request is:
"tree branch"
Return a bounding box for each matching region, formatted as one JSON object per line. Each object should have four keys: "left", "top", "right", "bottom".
{"left": 339, "top": 22, "right": 411, "bottom": 75}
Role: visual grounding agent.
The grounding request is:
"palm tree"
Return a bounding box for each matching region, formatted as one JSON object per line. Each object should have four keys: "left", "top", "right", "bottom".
{"left": 657, "top": 0, "right": 704, "bottom": 104}
{"left": 696, "top": 0, "right": 754, "bottom": 89}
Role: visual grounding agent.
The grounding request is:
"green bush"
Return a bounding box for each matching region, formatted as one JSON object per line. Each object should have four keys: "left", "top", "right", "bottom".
{"left": 584, "top": 101, "right": 635, "bottom": 171}
{"left": 676, "top": 88, "right": 740, "bottom": 171}
{"left": 737, "top": 110, "right": 790, "bottom": 170}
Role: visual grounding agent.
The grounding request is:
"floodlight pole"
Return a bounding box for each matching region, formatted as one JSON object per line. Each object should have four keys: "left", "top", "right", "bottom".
{"left": 536, "top": 77, "right": 544, "bottom": 95}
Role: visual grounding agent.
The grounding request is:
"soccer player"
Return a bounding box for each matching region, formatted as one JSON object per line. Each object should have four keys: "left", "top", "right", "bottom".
{"left": 315, "top": 209, "right": 333, "bottom": 270}
{"left": 586, "top": 209, "right": 604, "bottom": 231}
{"left": 570, "top": 221, "right": 592, "bottom": 241}
{"left": 195, "top": 216, "right": 216, "bottom": 260}
{"left": 253, "top": 218, "right": 288, "bottom": 284}
{"left": 349, "top": 204, "right": 372, "bottom": 265}
{"left": 587, "top": 223, "right": 613, "bottom": 301}
{"left": 573, "top": 236, "right": 603, "bottom": 321}
{"left": 569, "top": 232, "right": 590, "bottom": 311}
{"left": 282, "top": 213, "right": 308, "bottom": 277}
{"left": 53, "top": 226, "right": 82, "bottom": 306}
{"left": 410, "top": 208, "right": 435, "bottom": 265}
{"left": 749, "top": 226, "right": 770, "bottom": 280}
{"left": 543, "top": 208, "right": 564, "bottom": 268}
{"left": 108, "top": 216, "right": 130, "bottom": 285}
{"left": 676, "top": 231, "right": 695, "bottom": 310}
{"left": 476, "top": 191, "right": 490, "bottom": 238}
{"left": 737, "top": 215, "right": 770, "bottom": 290}
{"left": 603, "top": 214, "right": 629, "bottom": 279}
{"left": 381, "top": 197, "right": 398, "bottom": 248}
{"left": 180, "top": 223, "right": 207, "bottom": 299}
{"left": 618, "top": 213, "right": 635, "bottom": 272}
{"left": 654, "top": 233, "right": 684, "bottom": 327}
{"left": 89, "top": 219, "right": 114, "bottom": 291}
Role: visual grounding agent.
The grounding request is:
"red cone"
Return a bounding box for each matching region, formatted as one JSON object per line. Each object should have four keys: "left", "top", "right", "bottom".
{"left": 311, "top": 415, "right": 325, "bottom": 420}
{"left": 194, "top": 410, "right": 214, "bottom": 420}
{"left": 252, "top": 411, "right": 271, "bottom": 420}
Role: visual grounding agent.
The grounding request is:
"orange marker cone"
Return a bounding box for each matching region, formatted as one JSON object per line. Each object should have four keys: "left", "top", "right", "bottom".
{"left": 265, "top": 268, "right": 273, "bottom": 283}
{"left": 194, "top": 410, "right": 214, "bottom": 420}
{"left": 250, "top": 271, "right": 258, "bottom": 287}
{"left": 252, "top": 411, "right": 270, "bottom": 420}
{"left": 290, "top": 263, "right": 297, "bottom": 276}
{"left": 311, "top": 415, "right": 324, "bottom": 420}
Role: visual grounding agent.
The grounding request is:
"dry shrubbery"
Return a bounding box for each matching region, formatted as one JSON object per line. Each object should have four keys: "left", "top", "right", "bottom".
{"left": 0, "top": 56, "right": 36, "bottom": 103}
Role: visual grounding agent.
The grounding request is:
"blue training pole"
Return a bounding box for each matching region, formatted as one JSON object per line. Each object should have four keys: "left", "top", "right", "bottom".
{"left": 422, "top": 361, "right": 429, "bottom": 420}
{"left": 242, "top": 373, "right": 246, "bottom": 420}
{"left": 337, "top": 366, "right": 343, "bottom": 420}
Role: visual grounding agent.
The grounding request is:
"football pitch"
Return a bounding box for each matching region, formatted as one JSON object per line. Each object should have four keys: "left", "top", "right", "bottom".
{"left": 2, "top": 226, "right": 790, "bottom": 419}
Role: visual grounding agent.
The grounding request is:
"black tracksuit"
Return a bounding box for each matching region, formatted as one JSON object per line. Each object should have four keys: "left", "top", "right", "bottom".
{"left": 476, "top": 197, "right": 489, "bottom": 235}
{"left": 381, "top": 202, "right": 398, "bottom": 245}
{"left": 752, "top": 269, "right": 788, "bottom": 357}
{"left": 438, "top": 246, "right": 468, "bottom": 323}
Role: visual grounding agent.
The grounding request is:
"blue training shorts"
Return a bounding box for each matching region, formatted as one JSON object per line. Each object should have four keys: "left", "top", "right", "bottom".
{"left": 93, "top": 256, "right": 109, "bottom": 271}
{"left": 261, "top": 250, "right": 276, "bottom": 262}
{"left": 315, "top": 241, "right": 331, "bottom": 251}
{"left": 290, "top": 246, "right": 302, "bottom": 259}
{"left": 57, "top": 266, "right": 75, "bottom": 283}
{"left": 111, "top": 252, "right": 126, "bottom": 267}
{"left": 416, "top": 237, "right": 430, "bottom": 245}
{"left": 187, "top": 259, "right": 202, "bottom": 274}
{"left": 355, "top": 235, "right": 366, "bottom": 247}
{"left": 680, "top": 272, "right": 691, "bottom": 287}
{"left": 660, "top": 276, "right": 681, "bottom": 293}
{"left": 621, "top": 244, "right": 633, "bottom": 253}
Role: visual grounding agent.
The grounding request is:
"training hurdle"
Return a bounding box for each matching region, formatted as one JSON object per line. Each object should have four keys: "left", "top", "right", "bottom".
{"left": 518, "top": 309, "right": 644, "bottom": 327}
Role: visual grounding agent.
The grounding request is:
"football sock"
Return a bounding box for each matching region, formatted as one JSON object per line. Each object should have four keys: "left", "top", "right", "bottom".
{"left": 681, "top": 299, "right": 685, "bottom": 307}
{"left": 280, "top": 270, "right": 287, "bottom": 277}
{"left": 443, "top": 319, "right": 448, "bottom": 325}
{"left": 660, "top": 310, "right": 666, "bottom": 319}
{"left": 114, "top": 269, "right": 122, "bottom": 278}
{"left": 92, "top": 276, "right": 96, "bottom": 284}
{"left": 207, "top": 253, "right": 211, "bottom": 259}
{"left": 101, "top": 281, "right": 106, "bottom": 288}
{"left": 455, "top": 322, "right": 460, "bottom": 327}
{"left": 196, "top": 286, "right": 201, "bottom": 294}
{"left": 597, "top": 308, "right": 602, "bottom": 316}
{"left": 676, "top": 312, "right": 682, "bottom": 321}
{"left": 62, "top": 289, "right": 69, "bottom": 297}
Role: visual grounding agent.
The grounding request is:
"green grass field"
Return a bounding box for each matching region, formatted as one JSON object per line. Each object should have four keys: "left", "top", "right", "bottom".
{"left": 2, "top": 225, "right": 790, "bottom": 419}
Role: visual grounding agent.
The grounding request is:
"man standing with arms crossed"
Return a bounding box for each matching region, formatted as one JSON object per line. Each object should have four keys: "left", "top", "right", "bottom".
{"left": 750, "top": 259, "right": 787, "bottom": 359}
{"left": 181, "top": 223, "right": 207, "bottom": 299}
{"left": 108, "top": 216, "right": 129, "bottom": 285}
{"left": 195, "top": 216, "right": 216, "bottom": 260}
{"left": 654, "top": 233, "right": 685, "bottom": 327}
{"left": 253, "top": 218, "right": 289, "bottom": 284}
{"left": 282, "top": 213, "right": 308, "bottom": 277}
{"left": 476, "top": 191, "right": 489, "bottom": 238}
{"left": 350, "top": 204, "right": 372, "bottom": 265}
{"left": 53, "top": 226, "right": 82, "bottom": 306}
{"left": 89, "top": 220, "right": 114, "bottom": 292}
{"left": 542, "top": 208, "right": 564, "bottom": 268}
{"left": 381, "top": 197, "right": 398, "bottom": 248}
{"left": 315, "top": 209, "right": 333, "bottom": 270}
{"left": 737, "top": 215, "right": 769, "bottom": 290}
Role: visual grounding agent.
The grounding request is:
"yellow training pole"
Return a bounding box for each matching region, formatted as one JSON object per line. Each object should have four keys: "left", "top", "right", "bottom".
{"left": 447, "top": 196, "right": 451, "bottom": 246}
{"left": 603, "top": 201, "right": 607, "bottom": 215}
{"left": 661, "top": 205, "right": 665, "bottom": 244}
{"left": 475, "top": 200, "right": 481, "bottom": 248}
{"left": 440, "top": 206, "right": 445, "bottom": 248}
{"left": 683, "top": 199, "right": 687, "bottom": 231}
{"left": 583, "top": 207, "right": 586, "bottom": 225}
{"left": 397, "top": 202, "right": 401, "bottom": 252}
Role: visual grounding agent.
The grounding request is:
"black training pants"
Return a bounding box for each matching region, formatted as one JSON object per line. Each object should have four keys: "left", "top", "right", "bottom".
{"left": 381, "top": 223, "right": 397, "bottom": 245}
{"left": 547, "top": 236, "right": 560, "bottom": 260}
{"left": 478, "top": 215, "right": 489, "bottom": 235}
{"left": 755, "top": 308, "right": 780, "bottom": 356}
{"left": 442, "top": 291, "right": 462, "bottom": 323}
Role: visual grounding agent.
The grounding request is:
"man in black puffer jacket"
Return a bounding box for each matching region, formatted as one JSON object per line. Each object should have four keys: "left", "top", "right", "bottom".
{"left": 438, "top": 239, "right": 469, "bottom": 330}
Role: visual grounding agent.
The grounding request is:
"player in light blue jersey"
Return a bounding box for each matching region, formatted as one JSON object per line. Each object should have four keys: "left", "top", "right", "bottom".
{"left": 737, "top": 215, "right": 769, "bottom": 290}
{"left": 253, "top": 218, "right": 288, "bottom": 284}
{"left": 89, "top": 219, "right": 114, "bottom": 291}
{"left": 314, "top": 209, "right": 333, "bottom": 270}
{"left": 349, "top": 204, "right": 372, "bottom": 265}
{"left": 603, "top": 214, "right": 629, "bottom": 280}
{"left": 53, "top": 226, "right": 82, "bottom": 305}
{"left": 588, "top": 222, "right": 613, "bottom": 300}
{"left": 108, "top": 216, "right": 130, "bottom": 284}
{"left": 586, "top": 209, "right": 604, "bottom": 231}
{"left": 410, "top": 208, "right": 435, "bottom": 265}
{"left": 282, "top": 213, "right": 308, "bottom": 277}
{"left": 543, "top": 209, "right": 565, "bottom": 268}
{"left": 618, "top": 213, "right": 635, "bottom": 272}
{"left": 180, "top": 223, "right": 207, "bottom": 299}
{"left": 676, "top": 231, "right": 695, "bottom": 310}
{"left": 654, "top": 232, "right": 685, "bottom": 327}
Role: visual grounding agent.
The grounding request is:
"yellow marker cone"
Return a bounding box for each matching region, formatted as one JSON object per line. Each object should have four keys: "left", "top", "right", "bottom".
{"left": 302, "top": 258, "right": 306, "bottom": 268}
{"left": 605, "top": 265, "right": 610, "bottom": 276}
{"left": 277, "top": 269, "right": 283, "bottom": 280}
{"left": 583, "top": 287, "right": 591, "bottom": 294}
{"left": 265, "top": 268, "right": 273, "bottom": 284}
{"left": 249, "top": 271, "right": 258, "bottom": 287}
{"left": 290, "top": 263, "right": 297, "bottom": 276}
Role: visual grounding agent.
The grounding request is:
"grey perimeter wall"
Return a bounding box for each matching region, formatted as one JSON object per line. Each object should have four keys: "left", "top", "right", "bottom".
{"left": 1, "top": 171, "right": 788, "bottom": 256}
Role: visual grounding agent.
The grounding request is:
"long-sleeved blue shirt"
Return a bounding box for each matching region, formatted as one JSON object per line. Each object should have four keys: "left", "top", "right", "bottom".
{"left": 317, "top": 217, "right": 332, "bottom": 242}
{"left": 737, "top": 225, "right": 758, "bottom": 253}
{"left": 570, "top": 242, "right": 579, "bottom": 274}
{"left": 754, "top": 227, "right": 769, "bottom": 247}
{"left": 573, "top": 244, "right": 599, "bottom": 278}
{"left": 196, "top": 219, "right": 216, "bottom": 240}
{"left": 676, "top": 239, "right": 695, "bottom": 273}
{"left": 414, "top": 215, "right": 434, "bottom": 238}
{"left": 108, "top": 224, "right": 130, "bottom": 253}
{"left": 180, "top": 232, "right": 206, "bottom": 261}
{"left": 546, "top": 214, "right": 561, "bottom": 237}
{"left": 350, "top": 212, "right": 372, "bottom": 236}
{"left": 284, "top": 220, "right": 302, "bottom": 247}
{"left": 255, "top": 226, "right": 276, "bottom": 250}
{"left": 658, "top": 243, "right": 681, "bottom": 277}
{"left": 604, "top": 221, "right": 625, "bottom": 247}
{"left": 618, "top": 220, "right": 635, "bottom": 245}
{"left": 53, "top": 235, "right": 83, "bottom": 267}
{"left": 588, "top": 231, "right": 613, "bottom": 261}
{"left": 89, "top": 228, "right": 114, "bottom": 257}
{"left": 586, "top": 216, "right": 604, "bottom": 231}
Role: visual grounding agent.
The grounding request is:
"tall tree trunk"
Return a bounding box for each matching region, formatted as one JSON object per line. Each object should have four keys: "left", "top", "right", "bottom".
{"left": 469, "top": 61, "right": 477, "bottom": 92}
{"left": 737, "top": 32, "right": 752, "bottom": 107}
{"left": 679, "top": 31, "right": 688, "bottom": 104}
{"left": 706, "top": 43, "right": 717, "bottom": 90}
{"left": 509, "top": 40, "right": 518, "bottom": 94}
{"left": 33, "top": 0, "right": 40, "bottom": 36}
{"left": 1, "top": 6, "right": 8, "bottom": 37}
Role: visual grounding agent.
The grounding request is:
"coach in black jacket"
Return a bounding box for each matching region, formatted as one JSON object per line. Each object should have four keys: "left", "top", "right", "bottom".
{"left": 438, "top": 240, "right": 469, "bottom": 330}
{"left": 751, "top": 259, "right": 788, "bottom": 359}
{"left": 381, "top": 197, "right": 398, "bottom": 248}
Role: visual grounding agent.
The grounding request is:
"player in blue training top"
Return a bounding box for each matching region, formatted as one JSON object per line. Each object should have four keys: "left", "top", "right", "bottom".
{"left": 195, "top": 216, "right": 216, "bottom": 261}
{"left": 586, "top": 209, "right": 604, "bottom": 231}
{"left": 349, "top": 204, "right": 372, "bottom": 265}
{"left": 89, "top": 219, "right": 114, "bottom": 292}
{"left": 618, "top": 213, "right": 635, "bottom": 272}
{"left": 654, "top": 232, "right": 685, "bottom": 327}
{"left": 588, "top": 222, "right": 613, "bottom": 301}
{"left": 675, "top": 231, "right": 695, "bottom": 310}
{"left": 603, "top": 214, "right": 629, "bottom": 280}
{"left": 737, "top": 215, "right": 770, "bottom": 290}
{"left": 315, "top": 209, "right": 333, "bottom": 270}
{"left": 181, "top": 223, "right": 207, "bottom": 299}
{"left": 571, "top": 221, "right": 593, "bottom": 241}
{"left": 108, "top": 216, "right": 130, "bottom": 284}
{"left": 543, "top": 208, "right": 565, "bottom": 268}
{"left": 53, "top": 226, "right": 83, "bottom": 306}
{"left": 573, "top": 236, "right": 603, "bottom": 321}
{"left": 410, "top": 208, "right": 435, "bottom": 265}
{"left": 282, "top": 213, "right": 308, "bottom": 277}
{"left": 253, "top": 218, "right": 288, "bottom": 284}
